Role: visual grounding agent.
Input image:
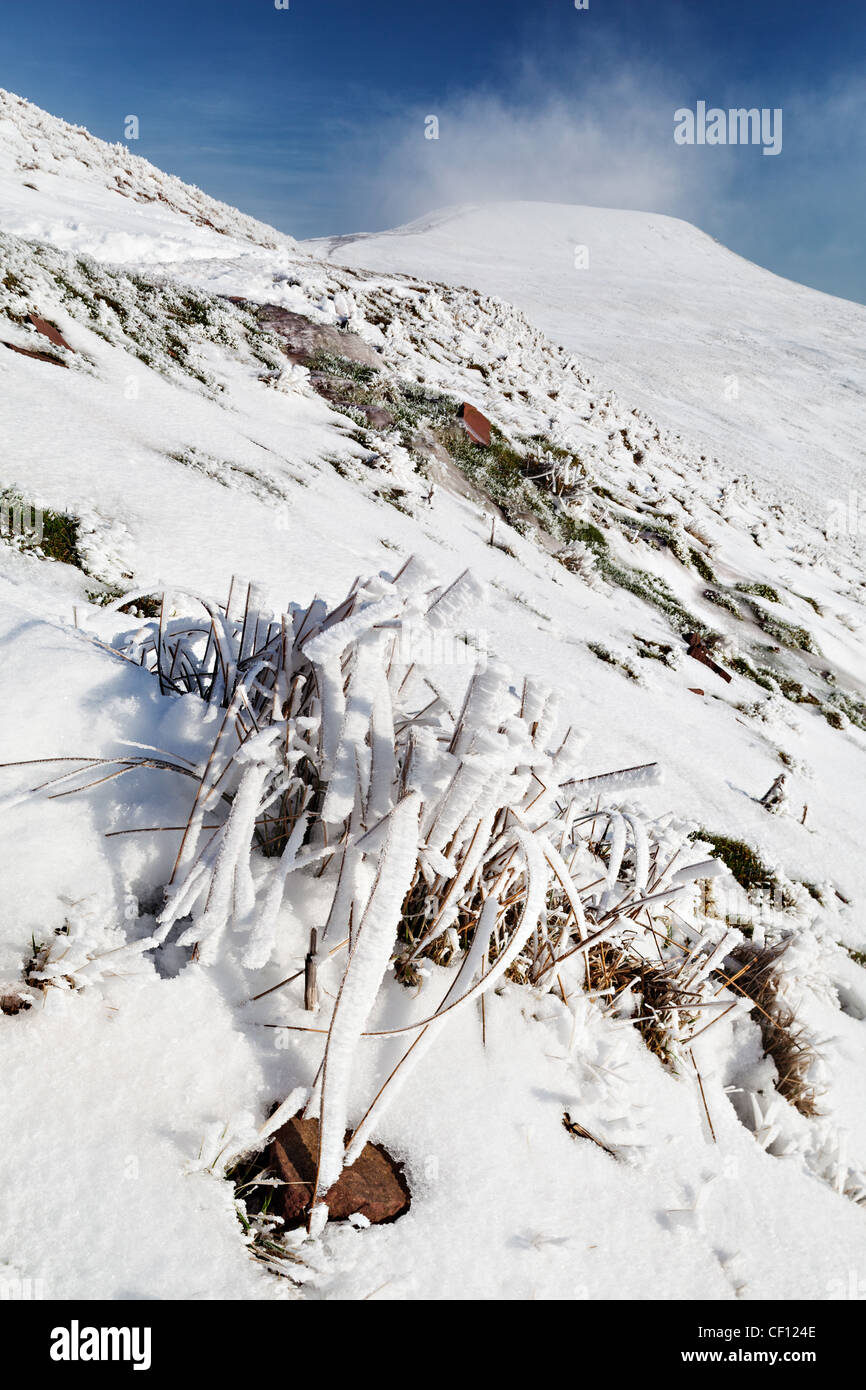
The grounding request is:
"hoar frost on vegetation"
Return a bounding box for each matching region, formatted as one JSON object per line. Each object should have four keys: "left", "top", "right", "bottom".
{"left": 14, "top": 558, "right": 849, "bottom": 1236}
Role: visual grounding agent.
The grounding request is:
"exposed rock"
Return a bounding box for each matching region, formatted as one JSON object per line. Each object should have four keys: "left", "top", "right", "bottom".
{"left": 685, "top": 632, "right": 732, "bottom": 683}
{"left": 268, "top": 1115, "right": 410, "bottom": 1227}
{"left": 459, "top": 402, "right": 492, "bottom": 448}
{"left": 257, "top": 306, "right": 381, "bottom": 370}
{"left": 2, "top": 341, "right": 67, "bottom": 367}
{"left": 27, "top": 313, "right": 73, "bottom": 351}
{"left": 412, "top": 429, "right": 489, "bottom": 505}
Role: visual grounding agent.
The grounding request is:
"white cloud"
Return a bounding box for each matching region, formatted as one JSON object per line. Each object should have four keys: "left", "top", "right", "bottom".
{"left": 359, "top": 67, "right": 736, "bottom": 229}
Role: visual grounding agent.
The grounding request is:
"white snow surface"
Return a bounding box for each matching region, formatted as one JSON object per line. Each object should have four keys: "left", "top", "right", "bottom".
{"left": 307, "top": 201, "right": 866, "bottom": 514}
{"left": 0, "top": 92, "right": 864, "bottom": 1302}
{"left": 0, "top": 87, "right": 299, "bottom": 268}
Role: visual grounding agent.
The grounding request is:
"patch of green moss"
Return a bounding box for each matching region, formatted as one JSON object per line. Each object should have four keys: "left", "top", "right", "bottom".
{"left": 750, "top": 605, "right": 817, "bottom": 654}
{"left": 691, "top": 831, "right": 773, "bottom": 892}
{"left": 730, "top": 656, "right": 775, "bottom": 690}
{"left": 689, "top": 548, "right": 716, "bottom": 583}
{"left": 565, "top": 520, "right": 607, "bottom": 550}
{"left": 824, "top": 691, "right": 866, "bottom": 732}
{"left": 737, "top": 582, "right": 781, "bottom": 603}
{"left": 587, "top": 642, "right": 639, "bottom": 681}
{"left": 703, "top": 588, "right": 742, "bottom": 617}
{"left": 306, "top": 350, "right": 381, "bottom": 386}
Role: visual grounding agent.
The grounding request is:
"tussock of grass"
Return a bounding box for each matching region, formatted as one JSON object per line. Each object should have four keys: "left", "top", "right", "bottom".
{"left": 227, "top": 1151, "right": 309, "bottom": 1284}
{"left": 0, "top": 493, "right": 84, "bottom": 570}
{"left": 634, "top": 636, "right": 675, "bottom": 666}
{"left": 594, "top": 552, "right": 709, "bottom": 636}
{"left": 586, "top": 940, "right": 701, "bottom": 1069}
{"left": 796, "top": 593, "right": 824, "bottom": 616}
{"left": 587, "top": 642, "right": 639, "bottom": 681}
{"left": 40, "top": 510, "right": 83, "bottom": 567}
{"left": 731, "top": 656, "right": 776, "bottom": 691}
{"left": 306, "top": 349, "right": 380, "bottom": 386}
{"left": 750, "top": 604, "right": 816, "bottom": 654}
{"left": 703, "top": 587, "right": 742, "bottom": 617}
{"left": 824, "top": 690, "right": 866, "bottom": 732}
{"left": 773, "top": 674, "right": 819, "bottom": 706}
{"left": 689, "top": 548, "right": 717, "bottom": 583}
{"left": 730, "top": 943, "right": 821, "bottom": 1117}
{"left": 736, "top": 582, "right": 781, "bottom": 603}
{"left": 87, "top": 584, "right": 161, "bottom": 617}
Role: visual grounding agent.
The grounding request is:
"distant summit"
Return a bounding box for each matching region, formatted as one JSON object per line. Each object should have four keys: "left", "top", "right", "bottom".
{"left": 307, "top": 200, "right": 866, "bottom": 514}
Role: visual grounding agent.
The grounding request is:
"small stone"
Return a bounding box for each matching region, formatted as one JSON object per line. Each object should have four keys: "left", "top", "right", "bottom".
{"left": 256, "top": 307, "right": 381, "bottom": 370}
{"left": 268, "top": 1115, "right": 411, "bottom": 1228}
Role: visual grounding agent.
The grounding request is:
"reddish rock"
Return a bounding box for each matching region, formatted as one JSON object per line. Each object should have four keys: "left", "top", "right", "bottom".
{"left": 257, "top": 306, "right": 381, "bottom": 370}
{"left": 2, "top": 341, "right": 67, "bottom": 367}
{"left": 685, "top": 632, "right": 732, "bottom": 684}
{"left": 27, "top": 313, "right": 73, "bottom": 352}
{"left": 268, "top": 1115, "right": 410, "bottom": 1227}
{"left": 459, "top": 402, "right": 491, "bottom": 448}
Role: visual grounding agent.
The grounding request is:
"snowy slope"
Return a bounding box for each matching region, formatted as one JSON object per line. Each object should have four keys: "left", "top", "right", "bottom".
{"left": 307, "top": 202, "right": 866, "bottom": 512}
{"left": 0, "top": 88, "right": 300, "bottom": 268}
{"left": 1, "top": 94, "right": 865, "bottom": 1303}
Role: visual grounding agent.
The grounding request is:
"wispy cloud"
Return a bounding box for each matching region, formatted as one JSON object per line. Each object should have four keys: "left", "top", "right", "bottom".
{"left": 332, "top": 60, "right": 866, "bottom": 303}
{"left": 350, "top": 63, "right": 737, "bottom": 231}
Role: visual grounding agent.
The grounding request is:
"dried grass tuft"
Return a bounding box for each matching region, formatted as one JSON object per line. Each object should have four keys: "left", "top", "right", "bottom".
{"left": 11, "top": 558, "right": 735, "bottom": 1229}
{"left": 730, "top": 943, "right": 821, "bottom": 1117}
{"left": 585, "top": 938, "right": 706, "bottom": 1067}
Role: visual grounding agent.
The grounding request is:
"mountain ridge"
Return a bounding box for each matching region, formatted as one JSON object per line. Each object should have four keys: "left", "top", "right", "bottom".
{"left": 0, "top": 87, "right": 299, "bottom": 265}
{"left": 307, "top": 199, "right": 866, "bottom": 514}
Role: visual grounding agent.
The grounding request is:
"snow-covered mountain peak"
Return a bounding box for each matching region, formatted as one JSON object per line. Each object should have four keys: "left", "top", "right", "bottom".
{"left": 308, "top": 200, "right": 866, "bottom": 516}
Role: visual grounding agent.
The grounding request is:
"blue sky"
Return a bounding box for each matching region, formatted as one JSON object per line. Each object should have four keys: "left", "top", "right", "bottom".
{"left": 3, "top": 0, "right": 865, "bottom": 301}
